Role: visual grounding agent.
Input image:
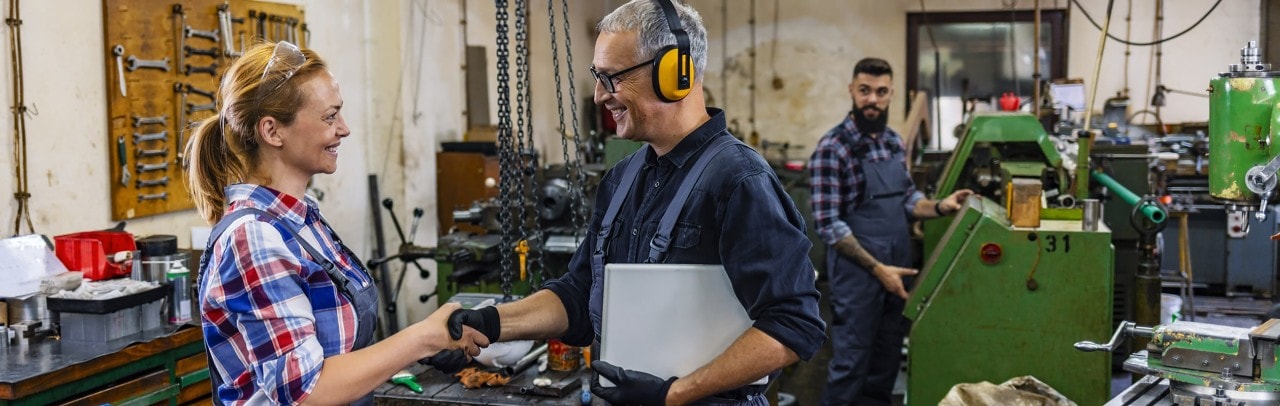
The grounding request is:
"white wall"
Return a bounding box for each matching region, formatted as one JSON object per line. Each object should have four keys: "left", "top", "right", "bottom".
{"left": 680, "top": 0, "right": 1257, "bottom": 154}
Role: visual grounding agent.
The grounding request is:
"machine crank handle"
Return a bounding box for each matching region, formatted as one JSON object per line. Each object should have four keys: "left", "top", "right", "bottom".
{"left": 1074, "top": 321, "right": 1154, "bottom": 352}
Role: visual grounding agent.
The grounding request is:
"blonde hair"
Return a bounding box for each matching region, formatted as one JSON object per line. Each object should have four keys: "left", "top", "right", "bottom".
{"left": 185, "top": 42, "right": 328, "bottom": 224}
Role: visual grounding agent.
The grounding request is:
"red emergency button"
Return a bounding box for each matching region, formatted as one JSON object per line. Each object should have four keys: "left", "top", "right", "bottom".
{"left": 980, "top": 243, "right": 1002, "bottom": 265}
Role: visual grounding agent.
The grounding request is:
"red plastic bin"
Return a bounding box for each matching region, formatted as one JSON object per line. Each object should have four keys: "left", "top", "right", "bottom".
{"left": 54, "top": 231, "right": 136, "bottom": 281}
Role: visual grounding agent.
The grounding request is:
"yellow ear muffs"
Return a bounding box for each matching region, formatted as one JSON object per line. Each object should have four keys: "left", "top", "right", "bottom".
{"left": 651, "top": 45, "right": 694, "bottom": 102}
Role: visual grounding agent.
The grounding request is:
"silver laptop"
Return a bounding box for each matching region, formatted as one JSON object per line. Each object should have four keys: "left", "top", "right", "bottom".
{"left": 599, "top": 263, "right": 767, "bottom": 387}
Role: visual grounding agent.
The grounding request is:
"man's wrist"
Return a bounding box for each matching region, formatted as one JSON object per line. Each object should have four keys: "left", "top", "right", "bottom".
{"left": 934, "top": 201, "right": 946, "bottom": 217}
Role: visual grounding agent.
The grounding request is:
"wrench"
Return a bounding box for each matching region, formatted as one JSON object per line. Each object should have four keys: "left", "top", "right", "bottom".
{"left": 117, "top": 136, "right": 130, "bottom": 186}
{"left": 127, "top": 56, "right": 171, "bottom": 72}
{"left": 186, "top": 84, "right": 214, "bottom": 100}
{"left": 184, "top": 45, "right": 218, "bottom": 58}
{"left": 112, "top": 45, "right": 126, "bottom": 97}
{"left": 173, "top": 5, "right": 186, "bottom": 71}
{"left": 136, "top": 147, "right": 168, "bottom": 158}
{"left": 185, "top": 63, "right": 218, "bottom": 77}
{"left": 133, "top": 130, "right": 167, "bottom": 144}
{"left": 132, "top": 115, "right": 167, "bottom": 127}
{"left": 138, "top": 192, "right": 168, "bottom": 202}
{"left": 301, "top": 23, "right": 310, "bottom": 47}
{"left": 187, "top": 102, "right": 215, "bottom": 114}
{"left": 256, "top": 11, "right": 267, "bottom": 41}
{"left": 136, "top": 177, "right": 169, "bottom": 188}
{"left": 137, "top": 162, "right": 169, "bottom": 172}
{"left": 174, "top": 83, "right": 187, "bottom": 163}
{"left": 185, "top": 26, "right": 219, "bottom": 42}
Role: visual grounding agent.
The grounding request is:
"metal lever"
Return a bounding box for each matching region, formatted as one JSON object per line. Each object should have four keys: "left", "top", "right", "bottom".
{"left": 1074, "top": 321, "right": 1153, "bottom": 352}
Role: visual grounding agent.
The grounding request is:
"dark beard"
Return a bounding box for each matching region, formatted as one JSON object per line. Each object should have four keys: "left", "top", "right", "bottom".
{"left": 852, "top": 105, "right": 888, "bottom": 135}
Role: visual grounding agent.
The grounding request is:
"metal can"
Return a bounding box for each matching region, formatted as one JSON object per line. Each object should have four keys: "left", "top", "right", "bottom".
{"left": 547, "top": 338, "right": 582, "bottom": 371}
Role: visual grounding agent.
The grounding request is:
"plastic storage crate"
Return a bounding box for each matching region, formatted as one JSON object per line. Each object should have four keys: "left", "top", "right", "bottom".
{"left": 48, "top": 285, "right": 168, "bottom": 344}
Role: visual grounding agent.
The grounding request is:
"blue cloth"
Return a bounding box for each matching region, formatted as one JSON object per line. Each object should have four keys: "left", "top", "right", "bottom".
{"left": 544, "top": 108, "right": 826, "bottom": 362}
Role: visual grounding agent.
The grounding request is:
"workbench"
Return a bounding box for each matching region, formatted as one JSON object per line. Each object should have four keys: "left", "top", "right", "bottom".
{"left": 0, "top": 326, "right": 209, "bottom": 405}
{"left": 374, "top": 363, "right": 603, "bottom": 406}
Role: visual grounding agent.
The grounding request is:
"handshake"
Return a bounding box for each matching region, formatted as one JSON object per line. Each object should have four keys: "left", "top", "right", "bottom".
{"left": 415, "top": 303, "right": 502, "bottom": 374}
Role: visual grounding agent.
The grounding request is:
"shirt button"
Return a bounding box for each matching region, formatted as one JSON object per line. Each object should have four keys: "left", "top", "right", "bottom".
{"left": 632, "top": 228, "right": 638, "bottom": 236}
{"left": 653, "top": 181, "right": 660, "bottom": 188}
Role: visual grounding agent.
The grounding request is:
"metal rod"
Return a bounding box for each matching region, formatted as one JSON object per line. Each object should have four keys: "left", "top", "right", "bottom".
{"left": 1033, "top": 0, "right": 1041, "bottom": 118}
{"left": 367, "top": 174, "right": 398, "bottom": 335}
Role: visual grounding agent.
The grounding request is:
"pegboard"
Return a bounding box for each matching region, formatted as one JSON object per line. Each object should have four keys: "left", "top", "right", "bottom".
{"left": 102, "top": 0, "right": 305, "bottom": 221}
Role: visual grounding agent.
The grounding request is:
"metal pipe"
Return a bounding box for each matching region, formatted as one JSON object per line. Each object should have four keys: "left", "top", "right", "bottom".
{"left": 1033, "top": 0, "right": 1041, "bottom": 118}
{"left": 502, "top": 343, "right": 549, "bottom": 376}
{"left": 1091, "top": 171, "right": 1166, "bottom": 223}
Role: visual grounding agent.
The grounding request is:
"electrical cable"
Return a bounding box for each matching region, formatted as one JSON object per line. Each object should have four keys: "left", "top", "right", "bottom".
{"left": 7, "top": 0, "right": 32, "bottom": 235}
{"left": 1070, "top": 0, "right": 1220, "bottom": 47}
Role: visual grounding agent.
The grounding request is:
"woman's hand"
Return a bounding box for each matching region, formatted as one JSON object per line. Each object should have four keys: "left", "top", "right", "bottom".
{"left": 413, "top": 303, "right": 491, "bottom": 359}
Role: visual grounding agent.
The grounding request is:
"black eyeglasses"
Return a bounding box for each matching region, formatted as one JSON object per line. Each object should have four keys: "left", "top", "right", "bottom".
{"left": 590, "top": 58, "right": 654, "bottom": 93}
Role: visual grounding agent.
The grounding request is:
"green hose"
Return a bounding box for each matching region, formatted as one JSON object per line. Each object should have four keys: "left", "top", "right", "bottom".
{"left": 1091, "top": 171, "right": 1165, "bottom": 224}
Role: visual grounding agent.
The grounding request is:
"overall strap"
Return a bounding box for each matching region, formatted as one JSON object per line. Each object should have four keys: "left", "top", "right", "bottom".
{"left": 202, "top": 207, "right": 352, "bottom": 300}
{"left": 592, "top": 146, "right": 651, "bottom": 267}
{"left": 648, "top": 134, "right": 737, "bottom": 263}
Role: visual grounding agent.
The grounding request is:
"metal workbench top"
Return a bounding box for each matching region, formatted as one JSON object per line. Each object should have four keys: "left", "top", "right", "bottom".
{"left": 374, "top": 363, "right": 604, "bottom": 406}
{"left": 0, "top": 325, "right": 198, "bottom": 399}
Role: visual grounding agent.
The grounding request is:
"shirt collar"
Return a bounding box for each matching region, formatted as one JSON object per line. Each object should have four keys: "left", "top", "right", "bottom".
{"left": 224, "top": 184, "right": 318, "bottom": 227}
{"left": 645, "top": 108, "right": 728, "bottom": 168}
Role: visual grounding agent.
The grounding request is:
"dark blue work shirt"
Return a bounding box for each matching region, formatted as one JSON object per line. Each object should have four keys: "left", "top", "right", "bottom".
{"left": 544, "top": 108, "right": 827, "bottom": 361}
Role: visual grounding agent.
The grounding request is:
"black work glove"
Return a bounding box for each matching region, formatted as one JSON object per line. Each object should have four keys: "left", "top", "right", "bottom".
{"left": 447, "top": 306, "right": 501, "bottom": 342}
{"left": 419, "top": 349, "right": 469, "bottom": 374}
{"left": 591, "top": 360, "right": 676, "bottom": 406}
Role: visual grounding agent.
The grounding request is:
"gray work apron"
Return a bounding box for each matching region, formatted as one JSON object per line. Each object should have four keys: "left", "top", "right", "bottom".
{"left": 202, "top": 208, "right": 379, "bottom": 406}
{"left": 821, "top": 143, "right": 913, "bottom": 406}
{"left": 588, "top": 134, "right": 768, "bottom": 406}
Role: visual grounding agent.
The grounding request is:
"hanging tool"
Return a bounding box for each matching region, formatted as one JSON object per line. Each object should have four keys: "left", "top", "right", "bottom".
{"left": 174, "top": 83, "right": 187, "bottom": 165}
{"left": 117, "top": 136, "right": 130, "bottom": 186}
{"left": 185, "top": 25, "right": 219, "bottom": 42}
{"left": 137, "top": 162, "right": 169, "bottom": 172}
{"left": 136, "top": 177, "right": 169, "bottom": 188}
{"left": 133, "top": 130, "right": 167, "bottom": 144}
{"left": 185, "top": 63, "right": 218, "bottom": 77}
{"left": 184, "top": 45, "right": 218, "bottom": 58}
{"left": 187, "top": 102, "right": 215, "bottom": 114}
{"left": 126, "top": 56, "right": 171, "bottom": 72}
{"left": 112, "top": 45, "right": 126, "bottom": 97}
{"left": 516, "top": 240, "right": 528, "bottom": 281}
{"left": 135, "top": 147, "right": 168, "bottom": 159}
{"left": 186, "top": 84, "right": 214, "bottom": 100}
{"left": 172, "top": 5, "right": 186, "bottom": 70}
{"left": 131, "top": 115, "right": 167, "bottom": 128}
{"left": 138, "top": 192, "right": 168, "bottom": 202}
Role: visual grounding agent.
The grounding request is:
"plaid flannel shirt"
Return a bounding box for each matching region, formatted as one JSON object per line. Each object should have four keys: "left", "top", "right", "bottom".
{"left": 808, "top": 114, "right": 924, "bottom": 246}
{"left": 200, "top": 184, "right": 373, "bottom": 405}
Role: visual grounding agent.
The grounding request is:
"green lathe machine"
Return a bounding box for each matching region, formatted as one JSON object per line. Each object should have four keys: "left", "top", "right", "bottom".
{"left": 906, "top": 112, "right": 1120, "bottom": 405}
{"left": 1074, "top": 41, "right": 1280, "bottom": 405}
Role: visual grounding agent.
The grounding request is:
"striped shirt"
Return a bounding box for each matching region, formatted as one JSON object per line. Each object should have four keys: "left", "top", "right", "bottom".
{"left": 200, "top": 184, "right": 373, "bottom": 404}
{"left": 808, "top": 114, "right": 924, "bottom": 245}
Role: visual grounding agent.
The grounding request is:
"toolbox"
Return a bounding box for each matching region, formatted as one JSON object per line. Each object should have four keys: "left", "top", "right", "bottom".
{"left": 48, "top": 284, "right": 168, "bottom": 344}
{"left": 53, "top": 231, "right": 136, "bottom": 281}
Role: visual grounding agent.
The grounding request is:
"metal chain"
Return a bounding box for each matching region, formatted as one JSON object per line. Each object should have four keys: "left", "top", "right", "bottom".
{"left": 559, "top": 0, "right": 589, "bottom": 239}
{"left": 512, "top": 0, "right": 544, "bottom": 286}
{"left": 495, "top": 0, "right": 515, "bottom": 301}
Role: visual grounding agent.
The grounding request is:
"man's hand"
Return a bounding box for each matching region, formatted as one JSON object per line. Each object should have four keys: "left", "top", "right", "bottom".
{"left": 447, "top": 306, "right": 502, "bottom": 342}
{"left": 937, "top": 189, "right": 975, "bottom": 216}
{"left": 872, "top": 264, "right": 918, "bottom": 299}
{"left": 591, "top": 361, "right": 676, "bottom": 406}
{"left": 419, "top": 349, "right": 469, "bottom": 374}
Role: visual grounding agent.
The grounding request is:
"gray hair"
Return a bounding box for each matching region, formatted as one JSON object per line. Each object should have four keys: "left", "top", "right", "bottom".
{"left": 597, "top": 0, "right": 707, "bottom": 82}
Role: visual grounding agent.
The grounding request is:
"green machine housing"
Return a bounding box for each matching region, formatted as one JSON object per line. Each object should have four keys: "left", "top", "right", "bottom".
{"left": 906, "top": 196, "right": 1113, "bottom": 405}
{"left": 909, "top": 112, "right": 1114, "bottom": 405}
{"left": 1208, "top": 42, "right": 1280, "bottom": 206}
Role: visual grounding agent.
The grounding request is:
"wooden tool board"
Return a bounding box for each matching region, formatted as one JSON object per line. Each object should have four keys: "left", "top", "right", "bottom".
{"left": 102, "top": 0, "right": 305, "bottom": 220}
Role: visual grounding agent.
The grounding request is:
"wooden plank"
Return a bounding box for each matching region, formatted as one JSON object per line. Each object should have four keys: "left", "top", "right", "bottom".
{"left": 1008, "top": 178, "right": 1042, "bottom": 228}
{"left": 900, "top": 90, "right": 930, "bottom": 169}
{"left": 55, "top": 370, "right": 169, "bottom": 406}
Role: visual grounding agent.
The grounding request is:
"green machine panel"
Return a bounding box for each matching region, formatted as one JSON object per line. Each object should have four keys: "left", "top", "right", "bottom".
{"left": 905, "top": 196, "right": 1113, "bottom": 405}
